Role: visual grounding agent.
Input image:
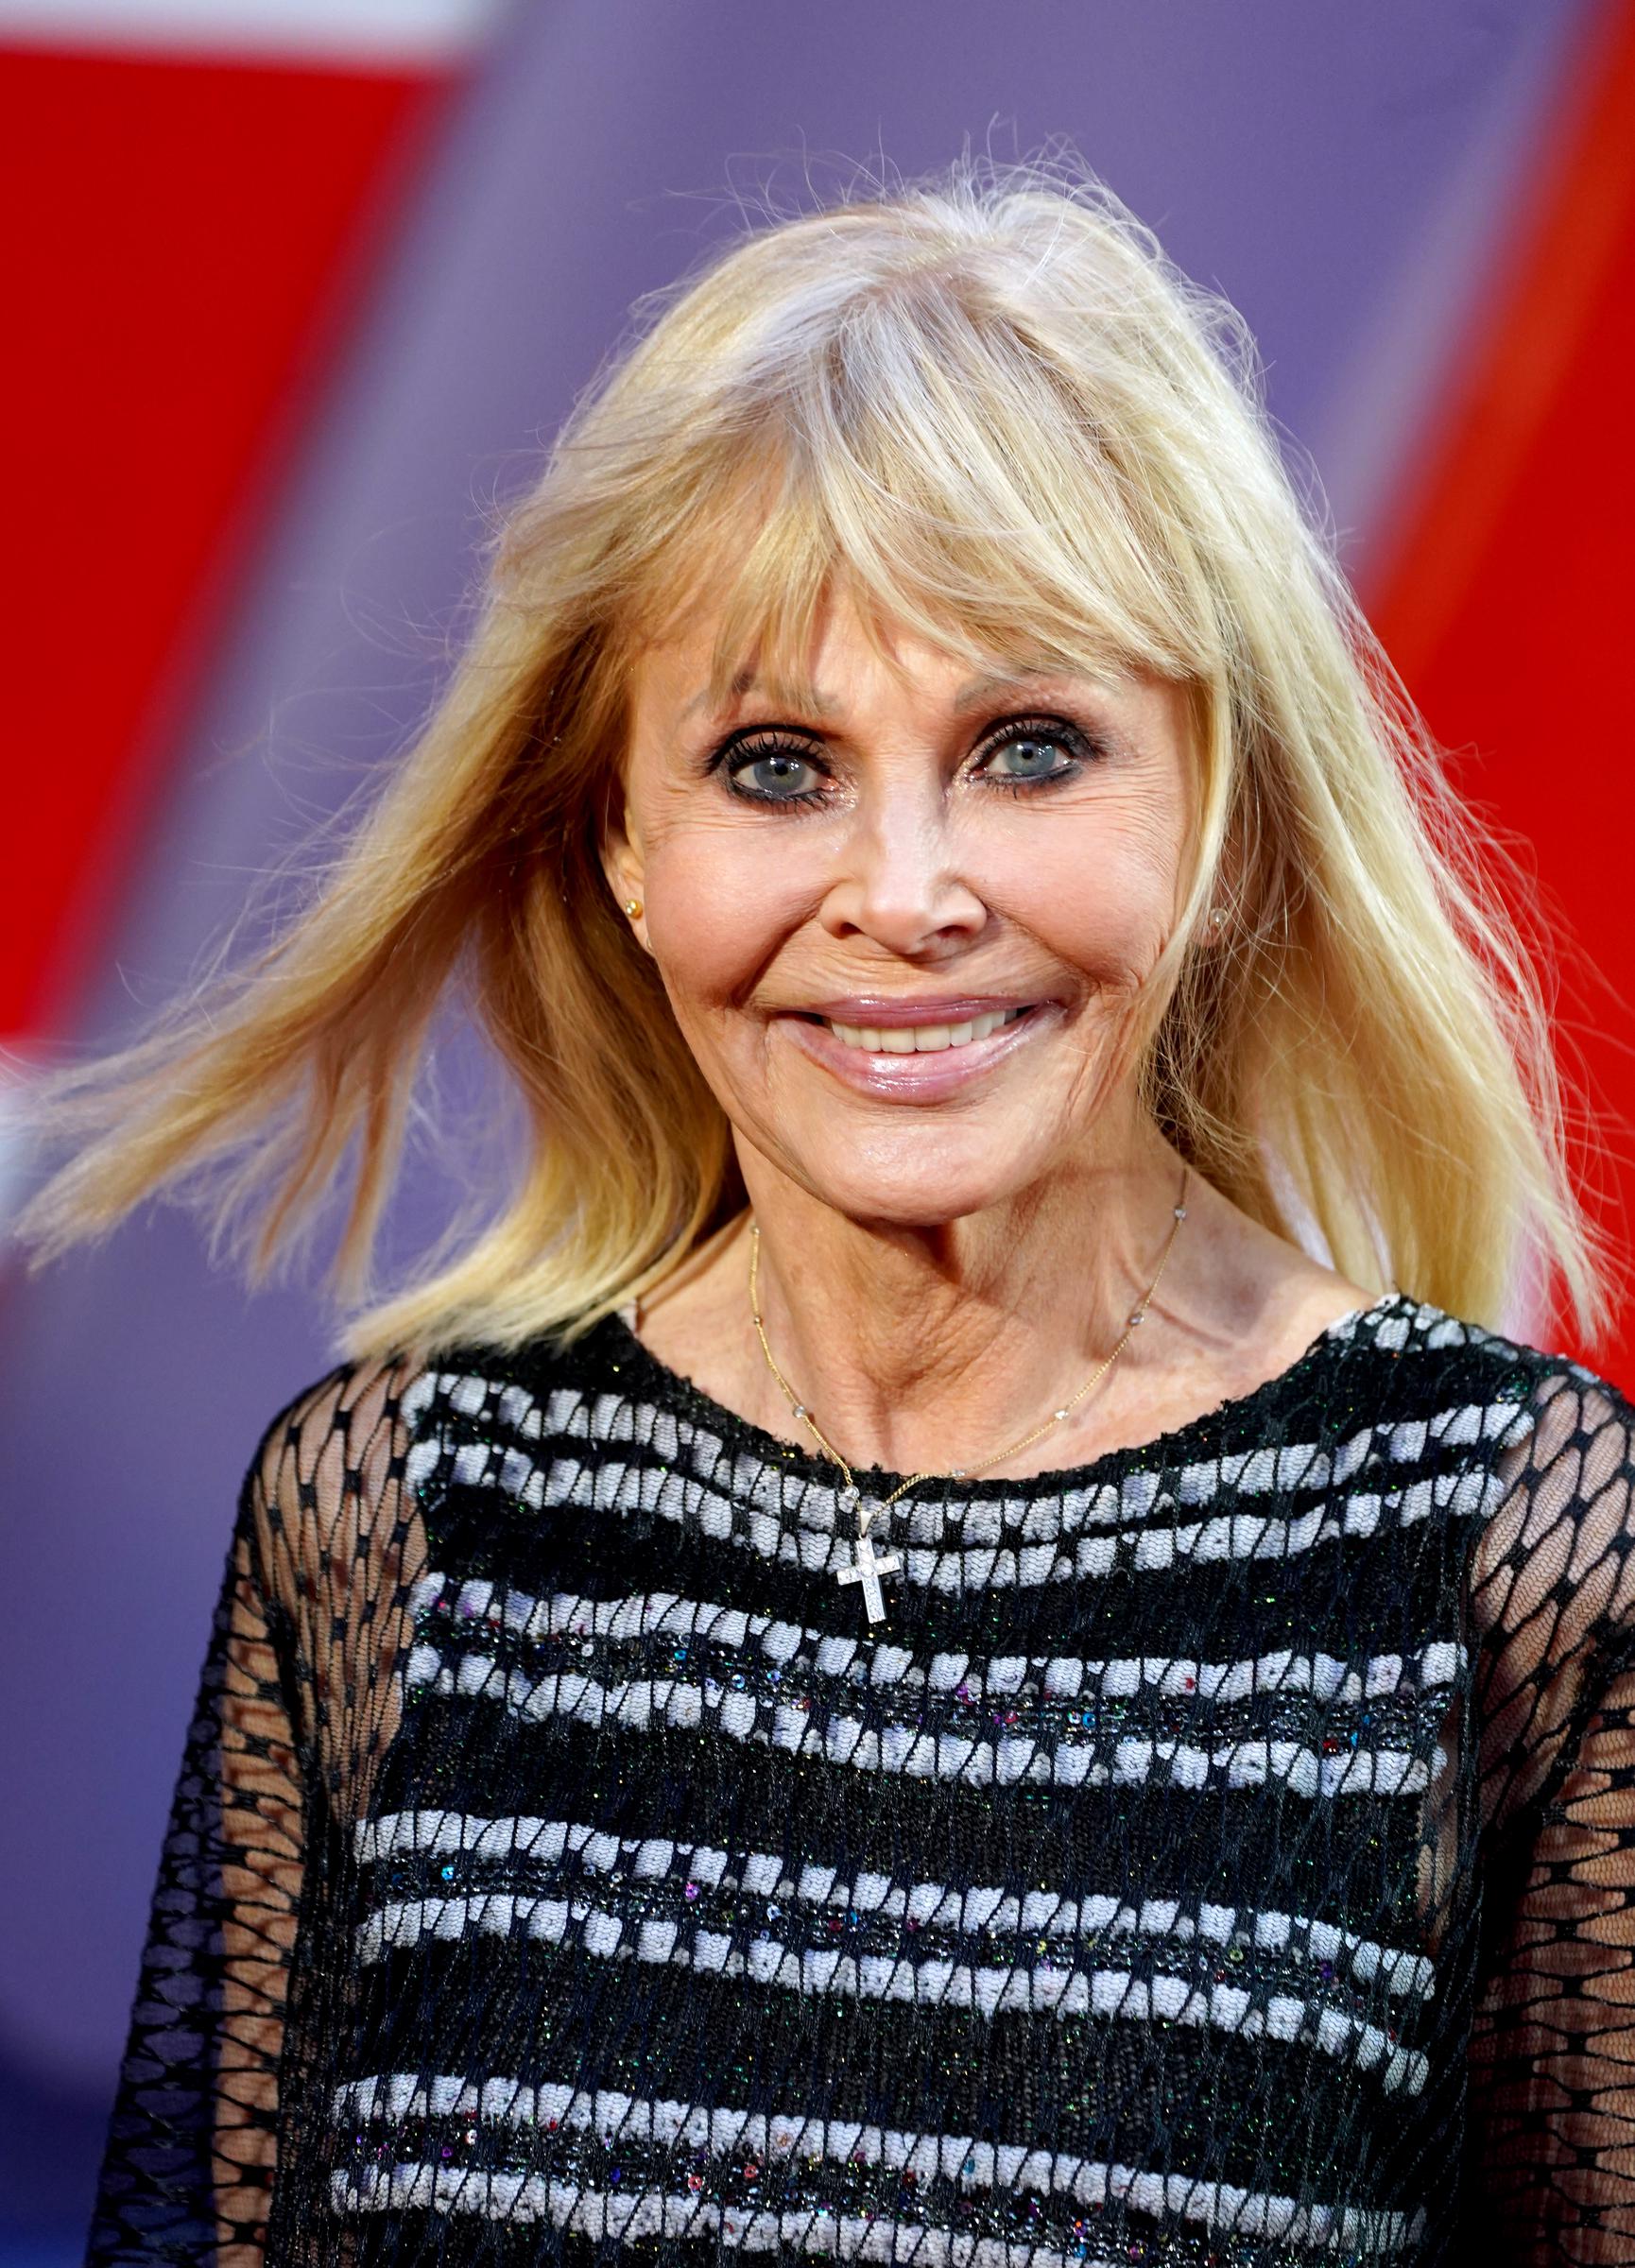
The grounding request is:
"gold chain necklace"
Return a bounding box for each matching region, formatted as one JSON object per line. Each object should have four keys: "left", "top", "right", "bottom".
{"left": 747, "top": 1167, "right": 1189, "bottom": 1622}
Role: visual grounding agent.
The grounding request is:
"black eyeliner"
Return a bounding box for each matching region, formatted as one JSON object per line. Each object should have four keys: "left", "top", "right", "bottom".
{"left": 703, "top": 709, "right": 1104, "bottom": 807}
{"left": 699, "top": 723, "right": 824, "bottom": 775}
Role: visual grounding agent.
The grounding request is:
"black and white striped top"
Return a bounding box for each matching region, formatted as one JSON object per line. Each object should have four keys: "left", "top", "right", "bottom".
{"left": 88, "top": 1295, "right": 1635, "bottom": 2265}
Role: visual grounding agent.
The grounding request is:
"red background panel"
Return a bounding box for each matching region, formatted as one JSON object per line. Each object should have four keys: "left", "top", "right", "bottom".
{"left": 1372, "top": 0, "right": 1635, "bottom": 1377}
{"left": 0, "top": 45, "right": 442, "bottom": 1038}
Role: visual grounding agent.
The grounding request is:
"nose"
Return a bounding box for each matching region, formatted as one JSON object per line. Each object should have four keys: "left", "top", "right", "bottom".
{"left": 818, "top": 794, "right": 990, "bottom": 957}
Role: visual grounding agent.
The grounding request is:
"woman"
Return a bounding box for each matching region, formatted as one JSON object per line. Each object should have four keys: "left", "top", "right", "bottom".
{"left": 29, "top": 162, "right": 1635, "bottom": 2266}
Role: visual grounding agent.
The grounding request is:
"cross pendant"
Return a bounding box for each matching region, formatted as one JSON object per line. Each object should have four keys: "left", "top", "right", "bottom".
{"left": 835, "top": 1527, "right": 901, "bottom": 1623}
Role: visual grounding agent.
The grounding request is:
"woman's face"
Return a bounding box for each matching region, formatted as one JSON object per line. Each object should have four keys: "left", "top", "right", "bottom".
{"left": 611, "top": 593, "right": 1196, "bottom": 1227}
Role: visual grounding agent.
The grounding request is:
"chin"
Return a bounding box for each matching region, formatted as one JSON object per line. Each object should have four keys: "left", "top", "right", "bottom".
{"left": 794, "top": 1145, "right": 1051, "bottom": 1232}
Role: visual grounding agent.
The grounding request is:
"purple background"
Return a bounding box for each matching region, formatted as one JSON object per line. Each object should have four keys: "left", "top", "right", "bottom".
{"left": 0, "top": 0, "right": 1605, "bottom": 2250}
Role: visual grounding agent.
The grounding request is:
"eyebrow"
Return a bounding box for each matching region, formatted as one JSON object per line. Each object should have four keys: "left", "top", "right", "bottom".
{"left": 680, "top": 663, "right": 1067, "bottom": 723}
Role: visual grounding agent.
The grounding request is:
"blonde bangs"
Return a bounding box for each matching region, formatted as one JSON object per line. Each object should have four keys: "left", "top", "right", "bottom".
{"left": 634, "top": 270, "right": 1215, "bottom": 711}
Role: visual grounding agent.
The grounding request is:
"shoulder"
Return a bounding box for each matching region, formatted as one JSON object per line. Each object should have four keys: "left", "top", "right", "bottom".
{"left": 245, "top": 1319, "right": 628, "bottom": 1520}
{"left": 398, "top": 1317, "right": 635, "bottom": 1429}
{"left": 1291, "top": 1297, "right": 1635, "bottom": 1549}
{"left": 238, "top": 1345, "right": 451, "bottom": 1618}
{"left": 1320, "top": 1293, "right": 1627, "bottom": 1437}
{"left": 1398, "top": 1309, "right": 1635, "bottom": 1669}
{"left": 1283, "top": 1298, "right": 1635, "bottom": 1685}
{"left": 1386, "top": 1298, "right": 1635, "bottom": 1457}
{"left": 391, "top": 1319, "right": 640, "bottom": 1499}
{"left": 1437, "top": 1302, "right": 1635, "bottom": 1508}
{"left": 245, "top": 1345, "right": 429, "bottom": 1504}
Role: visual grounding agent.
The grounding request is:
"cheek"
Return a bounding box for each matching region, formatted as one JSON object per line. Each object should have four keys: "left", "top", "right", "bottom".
{"left": 1005, "top": 816, "right": 1180, "bottom": 984}
{"left": 646, "top": 826, "right": 800, "bottom": 1012}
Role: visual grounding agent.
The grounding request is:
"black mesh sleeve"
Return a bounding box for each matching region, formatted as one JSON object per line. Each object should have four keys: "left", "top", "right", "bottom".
{"left": 85, "top": 1353, "right": 418, "bottom": 2268}
{"left": 1467, "top": 1368, "right": 1635, "bottom": 2261}
{"left": 84, "top": 1465, "right": 305, "bottom": 2264}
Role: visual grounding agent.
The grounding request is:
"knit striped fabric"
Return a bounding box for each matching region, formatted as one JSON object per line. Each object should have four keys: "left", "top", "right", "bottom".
{"left": 87, "top": 1296, "right": 1635, "bottom": 2265}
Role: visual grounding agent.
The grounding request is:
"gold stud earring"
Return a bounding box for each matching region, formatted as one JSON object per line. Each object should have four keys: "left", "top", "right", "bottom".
{"left": 623, "top": 898, "right": 643, "bottom": 919}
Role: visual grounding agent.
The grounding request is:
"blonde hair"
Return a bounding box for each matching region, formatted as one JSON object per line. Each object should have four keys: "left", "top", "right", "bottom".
{"left": 16, "top": 156, "right": 1604, "bottom": 1353}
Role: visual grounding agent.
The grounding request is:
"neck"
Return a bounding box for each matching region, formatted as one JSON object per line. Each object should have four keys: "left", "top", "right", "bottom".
{"left": 732, "top": 1125, "right": 1190, "bottom": 1479}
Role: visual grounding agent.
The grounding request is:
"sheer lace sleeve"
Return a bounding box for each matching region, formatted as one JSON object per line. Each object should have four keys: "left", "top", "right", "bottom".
{"left": 85, "top": 1352, "right": 419, "bottom": 2268}
{"left": 1467, "top": 1365, "right": 1635, "bottom": 2262}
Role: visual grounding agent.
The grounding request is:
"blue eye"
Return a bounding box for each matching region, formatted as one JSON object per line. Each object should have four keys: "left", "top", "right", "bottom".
{"left": 710, "top": 712, "right": 1093, "bottom": 807}
{"left": 717, "top": 732, "right": 828, "bottom": 805}
{"left": 979, "top": 722, "right": 1083, "bottom": 785}
{"left": 732, "top": 747, "right": 823, "bottom": 800}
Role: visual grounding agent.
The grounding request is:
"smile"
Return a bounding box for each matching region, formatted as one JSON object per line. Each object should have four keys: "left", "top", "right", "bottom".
{"left": 782, "top": 999, "right": 1050, "bottom": 1100}
{"left": 820, "top": 1005, "right": 1029, "bottom": 1053}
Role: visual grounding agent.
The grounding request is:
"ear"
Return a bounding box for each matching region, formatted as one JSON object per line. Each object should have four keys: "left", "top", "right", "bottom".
{"left": 1202, "top": 792, "right": 1261, "bottom": 945}
{"left": 598, "top": 775, "right": 649, "bottom": 943}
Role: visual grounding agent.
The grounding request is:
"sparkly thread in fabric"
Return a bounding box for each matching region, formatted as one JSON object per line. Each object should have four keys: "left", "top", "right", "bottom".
{"left": 86, "top": 1297, "right": 1635, "bottom": 2265}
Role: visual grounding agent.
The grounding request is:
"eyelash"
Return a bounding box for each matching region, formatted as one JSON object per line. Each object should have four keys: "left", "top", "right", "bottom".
{"left": 709, "top": 714, "right": 1100, "bottom": 810}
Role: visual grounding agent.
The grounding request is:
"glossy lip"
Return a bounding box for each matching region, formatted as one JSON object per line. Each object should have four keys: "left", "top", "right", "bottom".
{"left": 780, "top": 999, "right": 1056, "bottom": 1101}
{"left": 798, "top": 992, "right": 1041, "bottom": 1026}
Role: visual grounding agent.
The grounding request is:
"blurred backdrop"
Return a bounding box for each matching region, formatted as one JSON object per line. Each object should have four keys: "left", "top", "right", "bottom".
{"left": 4, "top": 0, "right": 1635, "bottom": 2258}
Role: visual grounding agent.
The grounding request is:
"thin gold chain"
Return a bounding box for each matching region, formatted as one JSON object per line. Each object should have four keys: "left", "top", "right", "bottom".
{"left": 748, "top": 1167, "right": 1189, "bottom": 1533}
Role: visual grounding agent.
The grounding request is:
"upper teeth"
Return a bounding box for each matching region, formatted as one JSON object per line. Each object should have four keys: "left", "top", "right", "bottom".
{"left": 823, "top": 1006, "right": 1027, "bottom": 1053}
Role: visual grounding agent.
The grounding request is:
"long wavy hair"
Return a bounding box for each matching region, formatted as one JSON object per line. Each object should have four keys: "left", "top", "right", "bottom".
{"left": 15, "top": 157, "right": 1605, "bottom": 1353}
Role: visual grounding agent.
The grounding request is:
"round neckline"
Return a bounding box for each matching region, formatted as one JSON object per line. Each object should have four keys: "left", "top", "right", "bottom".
{"left": 595, "top": 1290, "right": 1407, "bottom": 1499}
